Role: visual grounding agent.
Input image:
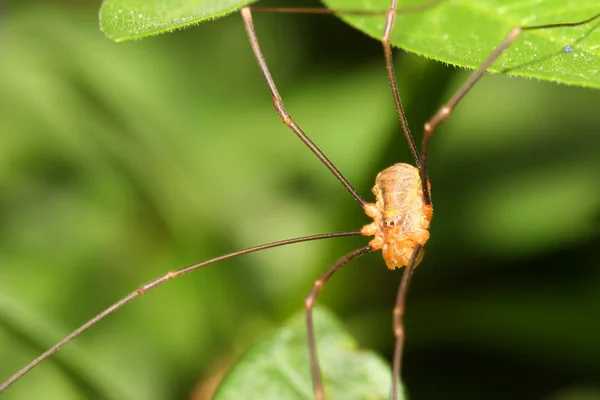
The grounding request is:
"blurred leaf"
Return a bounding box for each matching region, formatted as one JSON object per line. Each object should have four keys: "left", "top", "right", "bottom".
{"left": 466, "top": 161, "right": 599, "bottom": 255}
{"left": 100, "top": 0, "right": 257, "bottom": 41}
{"left": 0, "top": 292, "right": 131, "bottom": 400}
{"left": 214, "top": 308, "right": 398, "bottom": 400}
{"left": 546, "top": 387, "right": 600, "bottom": 400}
{"left": 326, "top": 0, "right": 600, "bottom": 88}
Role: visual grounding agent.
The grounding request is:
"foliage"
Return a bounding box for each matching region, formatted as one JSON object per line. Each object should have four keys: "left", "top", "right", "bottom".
{"left": 214, "top": 309, "right": 397, "bottom": 400}
{"left": 100, "top": 0, "right": 600, "bottom": 87}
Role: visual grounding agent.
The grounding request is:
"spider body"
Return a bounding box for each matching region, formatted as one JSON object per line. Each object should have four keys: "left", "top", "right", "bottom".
{"left": 361, "top": 163, "right": 432, "bottom": 269}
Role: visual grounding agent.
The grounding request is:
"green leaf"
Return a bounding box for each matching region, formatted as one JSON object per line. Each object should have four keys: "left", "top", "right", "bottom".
{"left": 324, "top": 0, "right": 600, "bottom": 88}
{"left": 101, "top": 0, "right": 600, "bottom": 88}
{"left": 99, "top": 0, "right": 257, "bottom": 42}
{"left": 214, "top": 309, "right": 400, "bottom": 400}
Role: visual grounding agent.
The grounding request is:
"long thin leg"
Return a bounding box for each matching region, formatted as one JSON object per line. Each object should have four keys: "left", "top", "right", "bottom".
{"left": 241, "top": 6, "right": 366, "bottom": 207}
{"left": 245, "top": 0, "right": 445, "bottom": 206}
{"left": 0, "top": 231, "right": 361, "bottom": 393}
{"left": 390, "top": 244, "right": 423, "bottom": 400}
{"left": 248, "top": 0, "right": 445, "bottom": 182}
{"left": 381, "top": 0, "right": 422, "bottom": 173}
{"left": 305, "top": 245, "right": 373, "bottom": 400}
{"left": 419, "top": 12, "right": 600, "bottom": 194}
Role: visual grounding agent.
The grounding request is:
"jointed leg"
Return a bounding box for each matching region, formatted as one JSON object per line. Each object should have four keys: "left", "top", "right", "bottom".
{"left": 0, "top": 231, "right": 361, "bottom": 393}
{"left": 240, "top": 7, "right": 366, "bottom": 207}
{"left": 381, "top": 0, "right": 421, "bottom": 173}
{"left": 419, "top": 12, "right": 600, "bottom": 191}
{"left": 305, "top": 246, "right": 373, "bottom": 400}
{"left": 390, "top": 245, "right": 422, "bottom": 400}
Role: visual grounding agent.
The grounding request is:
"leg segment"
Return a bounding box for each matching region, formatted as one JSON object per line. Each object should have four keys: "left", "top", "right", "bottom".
{"left": 391, "top": 244, "right": 423, "bottom": 400}
{"left": 419, "top": 12, "right": 600, "bottom": 199}
{"left": 305, "top": 245, "right": 373, "bottom": 400}
{"left": 0, "top": 231, "right": 361, "bottom": 393}
{"left": 381, "top": 0, "right": 421, "bottom": 171}
{"left": 240, "top": 7, "right": 366, "bottom": 207}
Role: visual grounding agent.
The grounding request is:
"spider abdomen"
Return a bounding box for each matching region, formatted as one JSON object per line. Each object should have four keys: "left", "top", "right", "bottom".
{"left": 361, "top": 163, "right": 433, "bottom": 270}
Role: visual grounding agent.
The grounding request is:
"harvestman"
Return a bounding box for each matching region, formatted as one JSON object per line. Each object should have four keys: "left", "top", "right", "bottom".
{"left": 1, "top": 1, "right": 599, "bottom": 399}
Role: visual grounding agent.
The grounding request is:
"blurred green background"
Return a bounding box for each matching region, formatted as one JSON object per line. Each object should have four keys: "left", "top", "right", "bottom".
{"left": 1, "top": 0, "right": 600, "bottom": 399}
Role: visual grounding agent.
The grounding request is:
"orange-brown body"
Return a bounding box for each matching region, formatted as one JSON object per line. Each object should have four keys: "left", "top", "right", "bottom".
{"left": 361, "top": 163, "right": 433, "bottom": 270}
